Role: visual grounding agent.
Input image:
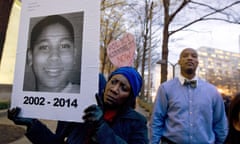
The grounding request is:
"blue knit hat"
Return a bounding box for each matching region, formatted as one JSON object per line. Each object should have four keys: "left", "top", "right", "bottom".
{"left": 98, "top": 73, "right": 106, "bottom": 95}
{"left": 109, "top": 66, "right": 142, "bottom": 98}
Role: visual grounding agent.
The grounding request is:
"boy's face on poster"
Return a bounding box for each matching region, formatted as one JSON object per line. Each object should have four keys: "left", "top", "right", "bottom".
{"left": 28, "top": 23, "right": 75, "bottom": 90}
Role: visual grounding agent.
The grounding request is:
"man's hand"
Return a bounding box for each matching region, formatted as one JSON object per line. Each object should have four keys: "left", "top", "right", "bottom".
{"left": 8, "top": 107, "right": 33, "bottom": 127}
{"left": 82, "top": 104, "right": 104, "bottom": 129}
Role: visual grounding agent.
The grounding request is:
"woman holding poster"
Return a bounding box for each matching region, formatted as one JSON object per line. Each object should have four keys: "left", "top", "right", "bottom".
{"left": 8, "top": 66, "right": 149, "bottom": 144}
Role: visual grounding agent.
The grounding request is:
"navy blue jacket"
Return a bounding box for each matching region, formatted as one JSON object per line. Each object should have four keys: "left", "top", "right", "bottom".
{"left": 25, "top": 108, "right": 149, "bottom": 144}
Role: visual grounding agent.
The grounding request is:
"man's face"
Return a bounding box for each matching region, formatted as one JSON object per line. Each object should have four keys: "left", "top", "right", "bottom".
{"left": 28, "top": 23, "right": 75, "bottom": 91}
{"left": 178, "top": 48, "right": 199, "bottom": 76}
{"left": 103, "top": 74, "right": 131, "bottom": 109}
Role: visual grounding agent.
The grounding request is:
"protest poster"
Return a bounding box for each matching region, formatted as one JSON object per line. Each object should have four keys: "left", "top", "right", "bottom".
{"left": 11, "top": 0, "right": 100, "bottom": 122}
{"left": 107, "top": 33, "right": 136, "bottom": 67}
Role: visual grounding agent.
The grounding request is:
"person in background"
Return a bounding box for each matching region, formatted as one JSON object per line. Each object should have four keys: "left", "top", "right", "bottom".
{"left": 222, "top": 94, "right": 232, "bottom": 115}
{"left": 150, "top": 48, "right": 228, "bottom": 144}
{"left": 24, "top": 15, "right": 79, "bottom": 93}
{"left": 224, "top": 93, "right": 240, "bottom": 144}
{"left": 8, "top": 66, "right": 149, "bottom": 144}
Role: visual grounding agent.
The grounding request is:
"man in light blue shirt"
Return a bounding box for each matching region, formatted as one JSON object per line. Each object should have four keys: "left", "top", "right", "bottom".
{"left": 150, "top": 48, "right": 228, "bottom": 144}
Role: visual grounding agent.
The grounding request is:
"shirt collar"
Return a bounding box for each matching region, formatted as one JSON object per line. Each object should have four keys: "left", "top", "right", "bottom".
{"left": 179, "top": 74, "right": 198, "bottom": 86}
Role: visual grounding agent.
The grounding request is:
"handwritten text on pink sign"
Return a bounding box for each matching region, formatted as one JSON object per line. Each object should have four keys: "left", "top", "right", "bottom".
{"left": 107, "top": 33, "right": 136, "bottom": 67}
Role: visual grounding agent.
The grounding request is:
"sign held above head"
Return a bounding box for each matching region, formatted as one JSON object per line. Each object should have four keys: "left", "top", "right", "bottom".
{"left": 107, "top": 33, "right": 136, "bottom": 68}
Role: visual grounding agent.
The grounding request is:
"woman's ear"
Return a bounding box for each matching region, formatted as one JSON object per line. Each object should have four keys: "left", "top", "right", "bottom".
{"left": 27, "top": 48, "right": 33, "bottom": 66}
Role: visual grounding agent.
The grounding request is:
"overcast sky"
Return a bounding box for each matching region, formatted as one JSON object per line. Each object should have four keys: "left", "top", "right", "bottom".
{"left": 182, "top": 21, "right": 240, "bottom": 53}
{"left": 167, "top": 21, "right": 240, "bottom": 63}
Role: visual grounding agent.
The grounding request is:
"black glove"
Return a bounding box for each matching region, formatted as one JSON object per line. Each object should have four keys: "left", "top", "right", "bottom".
{"left": 82, "top": 104, "right": 104, "bottom": 129}
{"left": 95, "top": 93, "right": 104, "bottom": 109}
{"left": 8, "top": 107, "right": 33, "bottom": 127}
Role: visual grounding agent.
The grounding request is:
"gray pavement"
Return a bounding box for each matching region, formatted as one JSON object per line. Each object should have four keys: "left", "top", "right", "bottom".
{"left": 0, "top": 109, "right": 58, "bottom": 144}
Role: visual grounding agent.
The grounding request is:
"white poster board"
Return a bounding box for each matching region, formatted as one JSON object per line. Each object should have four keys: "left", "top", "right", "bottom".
{"left": 11, "top": 0, "right": 100, "bottom": 122}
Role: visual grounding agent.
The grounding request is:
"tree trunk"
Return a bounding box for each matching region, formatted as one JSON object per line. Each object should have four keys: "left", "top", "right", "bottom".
{"left": 160, "top": 28, "right": 169, "bottom": 83}
{"left": 161, "top": 0, "right": 170, "bottom": 83}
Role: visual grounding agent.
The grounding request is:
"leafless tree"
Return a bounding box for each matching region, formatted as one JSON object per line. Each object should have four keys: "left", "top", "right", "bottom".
{"left": 159, "top": 0, "right": 240, "bottom": 83}
{"left": 100, "top": 0, "right": 129, "bottom": 74}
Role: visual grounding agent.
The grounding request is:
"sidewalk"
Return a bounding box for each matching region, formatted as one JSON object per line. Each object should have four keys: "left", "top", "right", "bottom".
{"left": 136, "top": 101, "right": 151, "bottom": 120}
{"left": 0, "top": 109, "right": 57, "bottom": 144}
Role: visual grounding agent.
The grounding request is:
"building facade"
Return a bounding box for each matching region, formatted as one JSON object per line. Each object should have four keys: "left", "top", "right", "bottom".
{"left": 197, "top": 47, "right": 240, "bottom": 96}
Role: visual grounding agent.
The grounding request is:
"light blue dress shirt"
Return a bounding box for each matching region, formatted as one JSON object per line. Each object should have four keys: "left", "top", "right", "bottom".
{"left": 150, "top": 76, "right": 228, "bottom": 144}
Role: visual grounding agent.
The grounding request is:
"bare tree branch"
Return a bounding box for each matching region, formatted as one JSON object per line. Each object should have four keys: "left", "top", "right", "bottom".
{"left": 169, "top": 1, "right": 240, "bottom": 35}
{"left": 169, "top": 0, "right": 189, "bottom": 22}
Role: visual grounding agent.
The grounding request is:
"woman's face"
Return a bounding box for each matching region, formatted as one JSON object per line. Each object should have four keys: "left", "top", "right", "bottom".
{"left": 103, "top": 74, "right": 131, "bottom": 108}
{"left": 28, "top": 23, "right": 75, "bottom": 92}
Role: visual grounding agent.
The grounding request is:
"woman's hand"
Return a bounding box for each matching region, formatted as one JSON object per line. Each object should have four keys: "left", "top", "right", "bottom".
{"left": 82, "top": 104, "right": 104, "bottom": 129}
{"left": 8, "top": 107, "right": 34, "bottom": 127}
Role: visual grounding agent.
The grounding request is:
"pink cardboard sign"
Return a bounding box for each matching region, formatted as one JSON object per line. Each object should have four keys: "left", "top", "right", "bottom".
{"left": 107, "top": 33, "right": 136, "bottom": 67}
